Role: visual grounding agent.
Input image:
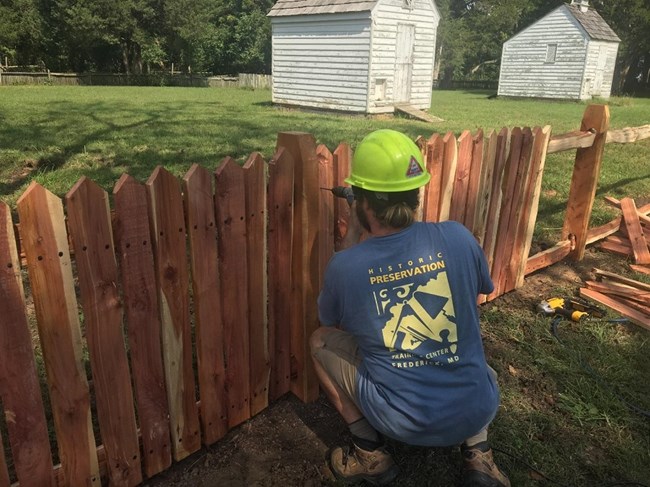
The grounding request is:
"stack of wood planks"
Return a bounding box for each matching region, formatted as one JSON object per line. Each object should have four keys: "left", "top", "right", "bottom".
{"left": 597, "top": 196, "right": 650, "bottom": 269}
{"left": 580, "top": 269, "right": 650, "bottom": 331}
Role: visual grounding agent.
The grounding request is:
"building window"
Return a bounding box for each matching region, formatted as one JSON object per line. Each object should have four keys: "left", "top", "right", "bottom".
{"left": 546, "top": 43, "right": 558, "bottom": 63}
{"left": 403, "top": 0, "right": 414, "bottom": 9}
{"left": 375, "top": 79, "right": 386, "bottom": 101}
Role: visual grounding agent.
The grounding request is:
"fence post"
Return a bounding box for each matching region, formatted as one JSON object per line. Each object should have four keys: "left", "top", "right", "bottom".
{"left": 562, "top": 105, "right": 610, "bottom": 260}
{"left": 276, "top": 132, "right": 320, "bottom": 403}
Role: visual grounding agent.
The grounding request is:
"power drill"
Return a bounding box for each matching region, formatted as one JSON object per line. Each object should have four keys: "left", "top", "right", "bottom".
{"left": 537, "top": 297, "right": 605, "bottom": 322}
{"left": 321, "top": 186, "right": 355, "bottom": 206}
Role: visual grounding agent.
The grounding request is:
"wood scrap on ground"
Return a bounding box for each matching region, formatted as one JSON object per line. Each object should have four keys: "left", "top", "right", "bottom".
{"left": 595, "top": 197, "right": 650, "bottom": 274}
{"left": 580, "top": 268, "right": 650, "bottom": 331}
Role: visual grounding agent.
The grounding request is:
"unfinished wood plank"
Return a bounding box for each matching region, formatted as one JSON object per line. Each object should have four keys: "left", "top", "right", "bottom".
{"left": 600, "top": 239, "right": 632, "bottom": 257}
{"left": 580, "top": 288, "right": 650, "bottom": 331}
{"left": 438, "top": 132, "right": 457, "bottom": 222}
{"left": 16, "top": 182, "right": 100, "bottom": 487}
{"left": 449, "top": 130, "right": 473, "bottom": 224}
{"left": 267, "top": 148, "right": 294, "bottom": 401}
{"left": 488, "top": 127, "right": 524, "bottom": 299}
{"left": 547, "top": 129, "right": 596, "bottom": 154}
{"left": 525, "top": 239, "right": 573, "bottom": 276}
{"left": 562, "top": 105, "right": 610, "bottom": 260}
{"left": 318, "top": 145, "right": 335, "bottom": 274}
{"left": 586, "top": 216, "right": 622, "bottom": 245}
{"left": 277, "top": 132, "right": 321, "bottom": 403}
{"left": 333, "top": 143, "right": 352, "bottom": 248}
{"left": 65, "top": 177, "right": 141, "bottom": 487}
{"left": 514, "top": 126, "right": 552, "bottom": 288}
{"left": 215, "top": 157, "right": 251, "bottom": 426}
{"left": 422, "top": 133, "right": 444, "bottom": 223}
{"left": 593, "top": 268, "right": 650, "bottom": 292}
{"left": 483, "top": 127, "right": 510, "bottom": 275}
{"left": 244, "top": 153, "right": 270, "bottom": 417}
{"left": 606, "top": 124, "right": 650, "bottom": 144}
{"left": 501, "top": 127, "right": 535, "bottom": 294}
{"left": 0, "top": 202, "right": 55, "bottom": 487}
{"left": 584, "top": 280, "right": 650, "bottom": 305}
{"left": 473, "top": 130, "right": 498, "bottom": 246}
{"left": 620, "top": 197, "right": 650, "bottom": 264}
{"left": 630, "top": 264, "right": 650, "bottom": 276}
{"left": 613, "top": 295, "right": 650, "bottom": 316}
{"left": 464, "top": 130, "right": 484, "bottom": 233}
{"left": 182, "top": 165, "right": 227, "bottom": 445}
{"left": 146, "top": 167, "right": 201, "bottom": 461}
{"left": 113, "top": 174, "right": 171, "bottom": 477}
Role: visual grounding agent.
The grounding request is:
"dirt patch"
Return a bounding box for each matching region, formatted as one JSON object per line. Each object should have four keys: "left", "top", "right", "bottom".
{"left": 141, "top": 246, "right": 643, "bottom": 487}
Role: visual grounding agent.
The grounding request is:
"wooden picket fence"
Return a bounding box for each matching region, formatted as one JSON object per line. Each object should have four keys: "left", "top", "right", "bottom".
{"left": 1, "top": 105, "right": 649, "bottom": 487}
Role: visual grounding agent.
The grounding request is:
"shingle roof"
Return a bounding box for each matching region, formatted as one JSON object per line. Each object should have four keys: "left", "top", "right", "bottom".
{"left": 267, "top": 0, "right": 379, "bottom": 17}
{"left": 566, "top": 4, "right": 620, "bottom": 42}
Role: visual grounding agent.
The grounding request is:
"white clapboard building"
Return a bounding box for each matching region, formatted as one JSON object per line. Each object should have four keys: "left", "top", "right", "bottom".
{"left": 267, "top": 0, "right": 440, "bottom": 114}
{"left": 498, "top": 0, "right": 620, "bottom": 100}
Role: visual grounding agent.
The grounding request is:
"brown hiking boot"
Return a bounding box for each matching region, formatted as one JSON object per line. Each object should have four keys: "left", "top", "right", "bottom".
{"left": 462, "top": 442, "right": 510, "bottom": 487}
{"left": 329, "top": 443, "right": 399, "bottom": 485}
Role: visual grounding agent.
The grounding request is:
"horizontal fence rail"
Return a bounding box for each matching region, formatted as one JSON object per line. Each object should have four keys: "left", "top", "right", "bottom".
{"left": 1, "top": 106, "right": 649, "bottom": 486}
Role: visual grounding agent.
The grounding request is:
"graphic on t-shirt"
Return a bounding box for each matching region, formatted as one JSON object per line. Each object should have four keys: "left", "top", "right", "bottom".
{"left": 380, "top": 271, "right": 457, "bottom": 357}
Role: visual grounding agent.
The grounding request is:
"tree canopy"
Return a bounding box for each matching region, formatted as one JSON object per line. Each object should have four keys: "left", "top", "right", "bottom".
{"left": 0, "top": 0, "right": 647, "bottom": 92}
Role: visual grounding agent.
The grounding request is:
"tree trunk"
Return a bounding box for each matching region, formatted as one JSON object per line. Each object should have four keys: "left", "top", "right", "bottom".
{"left": 121, "top": 40, "right": 131, "bottom": 75}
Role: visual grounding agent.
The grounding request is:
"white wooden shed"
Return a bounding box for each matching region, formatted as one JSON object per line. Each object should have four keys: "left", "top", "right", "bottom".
{"left": 267, "top": 0, "right": 440, "bottom": 114}
{"left": 498, "top": 0, "right": 620, "bottom": 100}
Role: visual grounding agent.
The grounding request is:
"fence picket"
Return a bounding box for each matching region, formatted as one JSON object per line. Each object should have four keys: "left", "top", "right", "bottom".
{"left": 277, "top": 132, "right": 321, "bottom": 403}
{"left": 215, "top": 157, "right": 251, "bottom": 427}
{"left": 182, "top": 164, "right": 228, "bottom": 445}
{"left": 65, "top": 178, "right": 141, "bottom": 486}
{"left": 0, "top": 202, "right": 54, "bottom": 487}
{"left": 146, "top": 167, "right": 201, "bottom": 461}
{"left": 514, "top": 126, "right": 552, "bottom": 288}
{"left": 333, "top": 143, "right": 352, "bottom": 249}
{"left": 244, "top": 153, "right": 270, "bottom": 416}
{"left": 16, "top": 182, "right": 100, "bottom": 486}
{"left": 473, "top": 130, "right": 498, "bottom": 247}
{"left": 484, "top": 128, "right": 511, "bottom": 274}
{"left": 438, "top": 132, "right": 457, "bottom": 222}
{"left": 422, "top": 134, "right": 444, "bottom": 222}
{"left": 112, "top": 174, "right": 172, "bottom": 477}
{"left": 318, "top": 145, "right": 335, "bottom": 278}
{"left": 267, "top": 148, "right": 294, "bottom": 401}
{"left": 449, "top": 131, "right": 473, "bottom": 224}
{"left": 465, "top": 130, "right": 485, "bottom": 233}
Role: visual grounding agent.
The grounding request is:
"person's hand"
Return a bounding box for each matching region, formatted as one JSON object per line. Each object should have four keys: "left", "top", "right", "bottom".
{"left": 340, "top": 201, "right": 363, "bottom": 250}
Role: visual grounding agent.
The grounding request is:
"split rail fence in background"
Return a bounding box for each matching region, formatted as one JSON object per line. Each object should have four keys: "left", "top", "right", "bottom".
{"left": 1, "top": 105, "right": 649, "bottom": 486}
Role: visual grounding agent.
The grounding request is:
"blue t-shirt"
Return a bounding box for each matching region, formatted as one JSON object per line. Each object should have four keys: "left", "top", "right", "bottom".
{"left": 318, "top": 221, "right": 499, "bottom": 447}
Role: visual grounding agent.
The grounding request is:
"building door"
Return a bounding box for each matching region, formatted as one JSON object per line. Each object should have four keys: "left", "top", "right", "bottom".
{"left": 592, "top": 45, "right": 608, "bottom": 96}
{"left": 394, "top": 23, "right": 415, "bottom": 103}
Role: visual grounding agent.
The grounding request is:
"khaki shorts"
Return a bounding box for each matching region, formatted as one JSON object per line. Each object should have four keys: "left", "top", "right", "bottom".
{"left": 311, "top": 328, "right": 361, "bottom": 408}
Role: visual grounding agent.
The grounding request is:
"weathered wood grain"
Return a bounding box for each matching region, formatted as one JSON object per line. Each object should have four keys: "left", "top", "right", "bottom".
{"left": 267, "top": 148, "right": 295, "bottom": 401}
{"left": 244, "top": 153, "right": 270, "bottom": 417}
{"left": 0, "top": 202, "right": 54, "bottom": 487}
{"left": 113, "top": 174, "right": 172, "bottom": 477}
{"left": 318, "top": 144, "right": 335, "bottom": 276}
{"left": 449, "top": 130, "right": 472, "bottom": 224}
{"left": 580, "top": 288, "right": 650, "bottom": 331}
{"left": 65, "top": 178, "right": 141, "bottom": 486}
{"left": 606, "top": 124, "right": 650, "bottom": 144}
{"left": 547, "top": 129, "right": 596, "bottom": 153}
{"left": 333, "top": 143, "right": 352, "bottom": 248}
{"left": 525, "top": 239, "right": 574, "bottom": 276}
{"left": 146, "top": 167, "right": 201, "bottom": 461}
{"left": 422, "top": 133, "right": 444, "bottom": 223}
{"left": 464, "top": 129, "right": 484, "bottom": 233}
{"left": 16, "top": 182, "right": 100, "bottom": 486}
{"left": 215, "top": 157, "right": 251, "bottom": 426}
{"left": 182, "top": 165, "right": 228, "bottom": 445}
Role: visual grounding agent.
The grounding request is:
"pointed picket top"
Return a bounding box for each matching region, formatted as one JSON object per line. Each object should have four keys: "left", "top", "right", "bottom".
{"left": 113, "top": 172, "right": 139, "bottom": 195}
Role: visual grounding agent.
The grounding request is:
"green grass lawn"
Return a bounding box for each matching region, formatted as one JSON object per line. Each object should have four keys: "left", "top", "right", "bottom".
{"left": 1, "top": 86, "right": 649, "bottom": 245}
{"left": 0, "top": 86, "right": 649, "bottom": 486}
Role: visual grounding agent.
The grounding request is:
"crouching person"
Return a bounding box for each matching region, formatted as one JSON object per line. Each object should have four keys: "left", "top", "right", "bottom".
{"left": 310, "top": 130, "right": 510, "bottom": 486}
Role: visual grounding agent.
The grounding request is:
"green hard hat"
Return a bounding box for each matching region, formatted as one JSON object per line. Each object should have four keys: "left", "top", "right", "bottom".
{"left": 345, "top": 129, "right": 430, "bottom": 192}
